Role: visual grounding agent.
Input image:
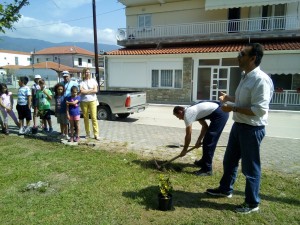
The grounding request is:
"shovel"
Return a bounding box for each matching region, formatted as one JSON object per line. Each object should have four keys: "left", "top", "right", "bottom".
{"left": 154, "top": 146, "right": 197, "bottom": 170}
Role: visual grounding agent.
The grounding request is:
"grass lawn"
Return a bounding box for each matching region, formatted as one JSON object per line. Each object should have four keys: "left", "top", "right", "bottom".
{"left": 0, "top": 135, "right": 299, "bottom": 225}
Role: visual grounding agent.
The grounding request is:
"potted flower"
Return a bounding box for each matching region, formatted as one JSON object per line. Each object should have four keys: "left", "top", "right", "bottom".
{"left": 158, "top": 174, "right": 173, "bottom": 211}
{"left": 275, "top": 87, "right": 284, "bottom": 92}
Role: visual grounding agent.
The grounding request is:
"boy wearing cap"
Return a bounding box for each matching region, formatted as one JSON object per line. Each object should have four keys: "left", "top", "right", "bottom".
{"left": 31, "top": 74, "right": 41, "bottom": 128}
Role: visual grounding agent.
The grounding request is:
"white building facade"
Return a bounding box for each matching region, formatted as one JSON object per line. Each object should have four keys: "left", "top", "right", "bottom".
{"left": 105, "top": 0, "right": 300, "bottom": 109}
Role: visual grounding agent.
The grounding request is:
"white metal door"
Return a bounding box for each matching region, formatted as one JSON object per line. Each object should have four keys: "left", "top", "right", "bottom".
{"left": 210, "top": 67, "right": 230, "bottom": 100}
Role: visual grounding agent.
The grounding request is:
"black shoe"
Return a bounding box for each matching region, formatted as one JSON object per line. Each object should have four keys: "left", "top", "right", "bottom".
{"left": 206, "top": 187, "right": 232, "bottom": 198}
{"left": 194, "top": 159, "right": 204, "bottom": 167}
{"left": 235, "top": 202, "right": 259, "bottom": 214}
{"left": 194, "top": 169, "right": 212, "bottom": 176}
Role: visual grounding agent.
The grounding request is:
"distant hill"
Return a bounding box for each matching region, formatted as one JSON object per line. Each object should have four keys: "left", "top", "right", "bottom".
{"left": 0, "top": 36, "right": 120, "bottom": 53}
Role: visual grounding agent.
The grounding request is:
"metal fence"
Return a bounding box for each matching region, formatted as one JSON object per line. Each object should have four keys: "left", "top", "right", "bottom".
{"left": 120, "top": 16, "right": 299, "bottom": 40}
{"left": 271, "top": 90, "right": 300, "bottom": 107}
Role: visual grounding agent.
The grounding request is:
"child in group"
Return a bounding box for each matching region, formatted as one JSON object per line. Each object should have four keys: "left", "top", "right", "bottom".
{"left": 31, "top": 74, "right": 41, "bottom": 128}
{"left": 66, "top": 86, "right": 81, "bottom": 142}
{"left": 16, "top": 77, "right": 32, "bottom": 134}
{"left": 0, "top": 83, "right": 20, "bottom": 134}
{"left": 0, "top": 114, "right": 4, "bottom": 133}
{"left": 35, "top": 79, "right": 53, "bottom": 133}
{"left": 54, "top": 83, "right": 68, "bottom": 140}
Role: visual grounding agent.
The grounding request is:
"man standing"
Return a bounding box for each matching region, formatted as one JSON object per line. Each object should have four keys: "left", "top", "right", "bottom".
{"left": 206, "top": 43, "right": 274, "bottom": 214}
{"left": 173, "top": 101, "right": 229, "bottom": 176}
{"left": 61, "top": 71, "right": 78, "bottom": 97}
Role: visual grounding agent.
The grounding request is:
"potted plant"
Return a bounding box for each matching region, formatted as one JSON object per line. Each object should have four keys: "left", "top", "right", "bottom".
{"left": 275, "top": 87, "right": 284, "bottom": 92}
{"left": 158, "top": 174, "right": 173, "bottom": 211}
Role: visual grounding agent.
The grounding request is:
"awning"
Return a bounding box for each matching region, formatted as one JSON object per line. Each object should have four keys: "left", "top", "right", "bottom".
{"left": 205, "top": 0, "right": 300, "bottom": 10}
{"left": 262, "top": 54, "right": 300, "bottom": 75}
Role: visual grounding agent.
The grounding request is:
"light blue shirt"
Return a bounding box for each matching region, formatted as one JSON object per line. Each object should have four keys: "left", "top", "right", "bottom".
{"left": 17, "top": 86, "right": 31, "bottom": 106}
{"left": 233, "top": 66, "right": 274, "bottom": 126}
{"left": 61, "top": 80, "right": 78, "bottom": 97}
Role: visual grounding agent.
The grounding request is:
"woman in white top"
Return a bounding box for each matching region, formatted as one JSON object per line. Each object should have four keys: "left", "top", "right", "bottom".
{"left": 80, "top": 68, "right": 100, "bottom": 140}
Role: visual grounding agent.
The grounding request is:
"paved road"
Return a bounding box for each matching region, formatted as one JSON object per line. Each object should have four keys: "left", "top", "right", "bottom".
{"left": 5, "top": 105, "right": 300, "bottom": 175}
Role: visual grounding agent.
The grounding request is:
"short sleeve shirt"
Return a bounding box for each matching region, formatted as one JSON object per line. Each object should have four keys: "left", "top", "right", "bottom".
{"left": 66, "top": 96, "right": 81, "bottom": 116}
{"left": 36, "top": 89, "right": 52, "bottom": 110}
{"left": 17, "top": 86, "right": 31, "bottom": 106}
{"left": 55, "top": 95, "right": 67, "bottom": 114}
{"left": 184, "top": 102, "right": 219, "bottom": 127}
{"left": 80, "top": 78, "right": 98, "bottom": 102}
{"left": 1, "top": 92, "right": 12, "bottom": 108}
{"left": 61, "top": 80, "right": 79, "bottom": 97}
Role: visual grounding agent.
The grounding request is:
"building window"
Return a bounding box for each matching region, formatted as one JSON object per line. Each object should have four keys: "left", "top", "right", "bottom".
{"left": 138, "top": 14, "right": 151, "bottom": 28}
{"left": 151, "top": 69, "right": 182, "bottom": 89}
{"left": 78, "top": 58, "right": 82, "bottom": 66}
{"left": 88, "top": 59, "right": 91, "bottom": 63}
{"left": 174, "top": 70, "right": 183, "bottom": 88}
{"left": 15, "top": 57, "right": 19, "bottom": 65}
{"left": 152, "top": 70, "right": 159, "bottom": 87}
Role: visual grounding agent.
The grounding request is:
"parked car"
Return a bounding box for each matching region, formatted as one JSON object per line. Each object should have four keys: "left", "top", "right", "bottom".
{"left": 96, "top": 90, "right": 148, "bottom": 120}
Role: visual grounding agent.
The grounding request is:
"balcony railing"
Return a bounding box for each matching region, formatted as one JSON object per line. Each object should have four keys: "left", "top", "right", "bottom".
{"left": 271, "top": 90, "right": 300, "bottom": 107}
{"left": 118, "top": 16, "right": 299, "bottom": 41}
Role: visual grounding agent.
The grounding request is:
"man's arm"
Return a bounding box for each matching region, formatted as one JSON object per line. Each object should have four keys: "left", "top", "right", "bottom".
{"left": 180, "top": 125, "right": 192, "bottom": 157}
{"left": 195, "top": 120, "right": 208, "bottom": 148}
{"left": 221, "top": 104, "right": 255, "bottom": 115}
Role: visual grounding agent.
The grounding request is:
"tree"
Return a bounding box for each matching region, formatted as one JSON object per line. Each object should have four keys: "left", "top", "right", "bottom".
{"left": 0, "top": 0, "right": 29, "bottom": 33}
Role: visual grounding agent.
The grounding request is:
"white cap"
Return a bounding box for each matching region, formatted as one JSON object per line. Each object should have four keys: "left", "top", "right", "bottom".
{"left": 62, "top": 71, "right": 70, "bottom": 76}
{"left": 34, "top": 74, "right": 41, "bottom": 79}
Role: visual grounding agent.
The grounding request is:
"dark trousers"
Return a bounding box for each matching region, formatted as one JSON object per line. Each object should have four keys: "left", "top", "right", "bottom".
{"left": 219, "top": 122, "right": 265, "bottom": 205}
{"left": 201, "top": 107, "right": 229, "bottom": 170}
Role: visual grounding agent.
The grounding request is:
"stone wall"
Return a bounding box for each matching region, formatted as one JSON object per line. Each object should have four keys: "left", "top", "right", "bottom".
{"left": 107, "top": 57, "right": 194, "bottom": 104}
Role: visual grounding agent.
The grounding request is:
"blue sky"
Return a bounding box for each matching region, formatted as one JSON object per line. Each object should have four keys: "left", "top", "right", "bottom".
{"left": 4, "top": 0, "right": 126, "bottom": 45}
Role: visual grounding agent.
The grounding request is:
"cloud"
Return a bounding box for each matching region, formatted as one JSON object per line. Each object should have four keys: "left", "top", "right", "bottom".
{"left": 5, "top": 15, "right": 117, "bottom": 45}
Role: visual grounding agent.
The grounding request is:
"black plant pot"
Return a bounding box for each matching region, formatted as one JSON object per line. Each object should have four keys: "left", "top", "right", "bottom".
{"left": 158, "top": 193, "right": 173, "bottom": 211}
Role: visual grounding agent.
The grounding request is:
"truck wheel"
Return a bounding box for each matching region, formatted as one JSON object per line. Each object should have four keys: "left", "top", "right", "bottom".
{"left": 117, "top": 113, "right": 130, "bottom": 119}
{"left": 97, "top": 106, "right": 111, "bottom": 120}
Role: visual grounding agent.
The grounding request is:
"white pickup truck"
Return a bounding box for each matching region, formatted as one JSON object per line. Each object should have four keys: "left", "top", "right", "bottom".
{"left": 96, "top": 90, "right": 148, "bottom": 120}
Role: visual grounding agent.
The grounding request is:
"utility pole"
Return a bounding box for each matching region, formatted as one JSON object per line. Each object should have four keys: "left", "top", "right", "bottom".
{"left": 92, "top": 0, "right": 100, "bottom": 85}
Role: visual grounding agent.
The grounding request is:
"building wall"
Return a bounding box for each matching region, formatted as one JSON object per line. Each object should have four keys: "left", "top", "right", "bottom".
{"left": 0, "top": 52, "right": 31, "bottom": 66}
{"left": 124, "top": 0, "right": 299, "bottom": 29}
{"left": 106, "top": 56, "right": 193, "bottom": 103}
{"left": 34, "top": 54, "right": 93, "bottom": 69}
{"left": 106, "top": 51, "right": 300, "bottom": 103}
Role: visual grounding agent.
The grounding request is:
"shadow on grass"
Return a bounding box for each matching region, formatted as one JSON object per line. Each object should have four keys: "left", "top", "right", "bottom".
{"left": 131, "top": 158, "right": 300, "bottom": 208}
{"left": 131, "top": 158, "right": 196, "bottom": 172}
{"left": 233, "top": 190, "right": 300, "bottom": 207}
{"left": 122, "top": 185, "right": 236, "bottom": 211}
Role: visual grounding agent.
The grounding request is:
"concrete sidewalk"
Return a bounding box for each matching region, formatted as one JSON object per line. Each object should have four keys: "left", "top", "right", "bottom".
{"left": 5, "top": 117, "right": 299, "bottom": 175}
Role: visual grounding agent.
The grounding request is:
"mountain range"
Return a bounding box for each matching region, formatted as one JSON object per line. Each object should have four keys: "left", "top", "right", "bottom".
{"left": 0, "top": 36, "right": 120, "bottom": 53}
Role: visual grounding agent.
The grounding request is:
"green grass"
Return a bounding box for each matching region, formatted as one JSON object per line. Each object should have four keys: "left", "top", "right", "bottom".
{"left": 0, "top": 136, "right": 299, "bottom": 225}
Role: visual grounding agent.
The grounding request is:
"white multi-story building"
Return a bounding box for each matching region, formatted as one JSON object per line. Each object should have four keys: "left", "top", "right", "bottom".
{"left": 105, "top": 0, "right": 300, "bottom": 109}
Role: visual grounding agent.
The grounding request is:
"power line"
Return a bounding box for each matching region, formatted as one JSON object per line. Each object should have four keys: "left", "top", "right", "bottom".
{"left": 16, "top": 7, "right": 125, "bottom": 29}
